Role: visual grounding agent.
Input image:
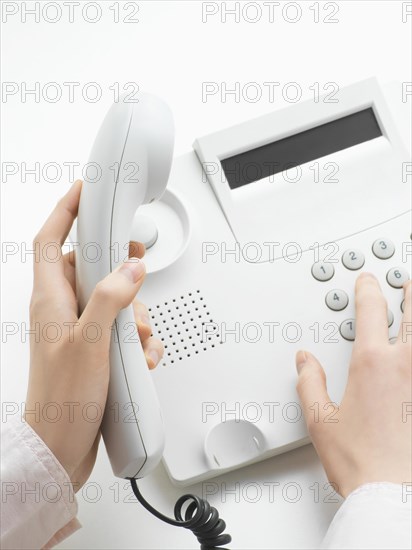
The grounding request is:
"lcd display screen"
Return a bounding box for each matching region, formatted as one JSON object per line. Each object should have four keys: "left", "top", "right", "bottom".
{"left": 220, "top": 108, "right": 382, "bottom": 189}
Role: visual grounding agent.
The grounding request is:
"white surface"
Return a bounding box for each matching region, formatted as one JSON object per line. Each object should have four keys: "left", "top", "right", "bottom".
{"left": 1, "top": 1, "right": 411, "bottom": 549}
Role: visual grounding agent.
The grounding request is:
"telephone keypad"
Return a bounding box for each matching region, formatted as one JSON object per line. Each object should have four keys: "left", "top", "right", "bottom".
{"left": 312, "top": 236, "right": 409, "bottom": 341}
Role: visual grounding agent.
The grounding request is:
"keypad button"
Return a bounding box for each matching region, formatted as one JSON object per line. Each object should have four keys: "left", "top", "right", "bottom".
{"left": 340, "top": 319, "right": 356, "bottom": 341}
{"left": 342, "top": 249, "right": 365, "bottom": 270}
{"left": 386, "top": 267, "right": 410, "bottom": 289}
{"left": 325, "top": 289, "right": 349, "bottom": 311}
{"left": 311, "top": 262, "right": 335, "bottom": 282}
{"left": 372, "top": 238, "right": 395, "bottom": 260}
{"left": 387, "top": 309, "right": 394, "bottom": 327}
{"left": 401, "top": 300, "right": 404, "bottom": 313}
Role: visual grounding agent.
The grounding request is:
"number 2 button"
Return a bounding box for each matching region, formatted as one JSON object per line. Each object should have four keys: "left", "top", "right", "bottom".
{"left": 342, "top": 249, "right": 365, "bottom": 270}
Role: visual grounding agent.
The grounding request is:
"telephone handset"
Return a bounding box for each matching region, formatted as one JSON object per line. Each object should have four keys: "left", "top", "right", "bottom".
{"left": 75, "top": 94, "right": 231, "bottom": 548}
{"left": 76, "top": 93, "right": 173, "bottom": 479}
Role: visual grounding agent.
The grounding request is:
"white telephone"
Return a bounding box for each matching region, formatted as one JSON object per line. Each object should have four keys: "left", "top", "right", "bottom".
{"left": 75, "top": 78, "right": 410, "bottom": 548}
{"left": 135, "top": 78, "right": 411, "bottom": 485}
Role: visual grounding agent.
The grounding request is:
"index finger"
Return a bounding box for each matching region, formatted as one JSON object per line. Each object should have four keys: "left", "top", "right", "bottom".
{"left": 354, "top": 272, "right": 389, "bottom": 346}
{"left": 33, "top": 180, "right": 82, "bottom": 290}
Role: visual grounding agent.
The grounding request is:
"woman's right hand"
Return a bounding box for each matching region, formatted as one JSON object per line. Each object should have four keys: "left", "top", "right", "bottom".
{"left": 296, "top": 273, "right": 411, "bottom": 498}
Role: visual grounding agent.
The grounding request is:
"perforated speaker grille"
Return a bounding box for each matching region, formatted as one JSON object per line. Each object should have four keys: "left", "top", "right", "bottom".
{"left": 148, "top": 290, "right": 222, "bottom": 366}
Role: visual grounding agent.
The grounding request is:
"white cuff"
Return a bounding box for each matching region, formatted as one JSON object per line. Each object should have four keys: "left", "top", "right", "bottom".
{"left": 321, "top": 482, "right": 412, "bottom": 550}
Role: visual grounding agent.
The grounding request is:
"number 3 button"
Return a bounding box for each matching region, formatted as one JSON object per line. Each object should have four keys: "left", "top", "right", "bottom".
{"left": 372, "top": 238, "right": 395, "bottom": 260}
{"left": 325, "top": 289, "right": 349, "bottom": 311}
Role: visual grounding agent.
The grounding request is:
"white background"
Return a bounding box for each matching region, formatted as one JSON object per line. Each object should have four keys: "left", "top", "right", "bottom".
{"left": 1, "top": 1, "right": 411, "bottom": 548}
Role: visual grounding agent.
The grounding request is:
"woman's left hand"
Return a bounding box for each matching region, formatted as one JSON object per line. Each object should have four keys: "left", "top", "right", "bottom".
{"left": 25, "top": 180, "right": 164, "bottom": 490}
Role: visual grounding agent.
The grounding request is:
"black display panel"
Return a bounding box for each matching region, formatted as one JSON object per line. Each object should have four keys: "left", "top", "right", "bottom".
{"left": 220, "top": 108, "right": 382, "bottom": 189}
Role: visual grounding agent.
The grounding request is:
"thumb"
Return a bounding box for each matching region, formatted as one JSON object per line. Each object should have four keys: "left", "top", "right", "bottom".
{"left": 79, "top": 258, "right": 146, "bottom": 333}
{"left": 296, "top": 350, "right": 331, "bottom": 434}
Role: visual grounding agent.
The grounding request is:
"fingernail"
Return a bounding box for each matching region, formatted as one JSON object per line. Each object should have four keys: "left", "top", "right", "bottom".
{"left": 72, "top": 179, "right": 82, "bottom": 190}
{"left": 139, "top": 313, "right": 151, "bottom": 328}
{"left": 296, "top": 350, "right": 307, "bottom": 374}
{"left": 147, "top": 349, "right": 159, "bottom": 366}
{"left": 119, "top": 258, "right": 145, "bottom": 284}
{"left": 358, "top": 272, "right": 376, "bottom": 280}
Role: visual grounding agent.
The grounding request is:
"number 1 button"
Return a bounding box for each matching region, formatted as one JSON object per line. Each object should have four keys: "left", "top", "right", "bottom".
{"left": 311, "top": 262, "right": 335, "bottom": 281}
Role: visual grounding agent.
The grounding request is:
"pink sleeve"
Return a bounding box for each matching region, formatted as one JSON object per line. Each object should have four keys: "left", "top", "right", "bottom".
{"left": 1, "top": 414, "right": 81, "bottom": 549}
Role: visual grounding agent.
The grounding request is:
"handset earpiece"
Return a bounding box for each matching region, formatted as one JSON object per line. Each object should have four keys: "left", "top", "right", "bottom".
{"left": 76, "top": 93, "right": 174, "bottom": 478}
